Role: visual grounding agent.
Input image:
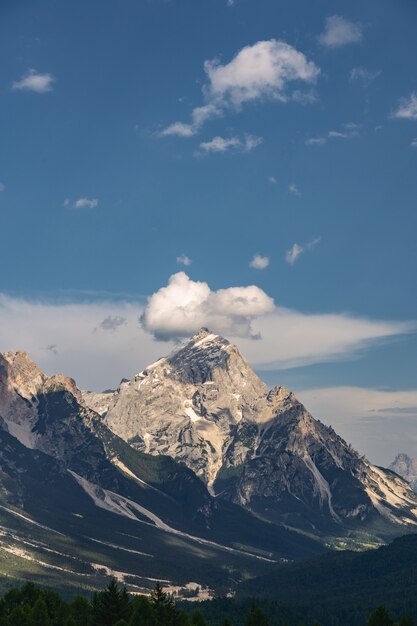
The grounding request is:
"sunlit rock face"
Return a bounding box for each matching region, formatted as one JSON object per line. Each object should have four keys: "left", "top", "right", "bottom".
{"left": 87, "top": 329, "right": 417, "bottom": 534}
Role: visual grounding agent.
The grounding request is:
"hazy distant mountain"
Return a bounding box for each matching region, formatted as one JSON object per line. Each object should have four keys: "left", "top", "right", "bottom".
{"left": 390, "top": 453, "right": 417, "bottom": 492}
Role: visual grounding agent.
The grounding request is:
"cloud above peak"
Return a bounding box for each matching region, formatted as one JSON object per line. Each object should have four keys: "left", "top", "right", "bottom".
{"left": 319, "top": 16, "right": 363, "bottom": 48}
{"left": 0, "top": 291, "right": 414, "bottom": 391}
{"left": 12, "top": 69, "right": 55, "bottom": 93}
{"left": 161, "top": 39, "right": 319, "bottom": 137}
{"left": 140, "top": 272, "right": 275, "bottom": 341}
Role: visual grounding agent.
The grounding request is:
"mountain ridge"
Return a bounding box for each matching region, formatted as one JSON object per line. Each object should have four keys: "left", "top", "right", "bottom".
{"left": 83, "top": 328, "right": 417, "bottom": 545}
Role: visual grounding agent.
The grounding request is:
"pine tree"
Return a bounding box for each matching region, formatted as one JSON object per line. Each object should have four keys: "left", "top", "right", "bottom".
{"left": 92, "top": 578, "right": 131, "bottom": 626}
{"left": 70, "top": 595, "right": 92, "bottom": 625}
{"left": 191, "top": 609, "right": 208, "bottom": 625}
{"left": 368, "top": 606, "right": 394, "bottom": 626}
{"left": 245, "top": 606, "right": 269, "bottom": 626}
{"left": 6, "top": 606, "right": 32, "bottom": 626}
{"left": 130, "top": 596, "right": 156, "bottom": 626}
{"left": 150, "top": 582, "right": 180, "bottom": 626}
{"left": 30, "top": 597, "right": 52, "bottom": 626}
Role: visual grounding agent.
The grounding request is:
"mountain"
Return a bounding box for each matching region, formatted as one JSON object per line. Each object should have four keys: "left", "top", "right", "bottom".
{"left": 1, "top": 331, "right": 417, "bottom": 597}
{"left": 0, "top": 349, "right": 323, "bottom": 598}
{"left": 86, "top": 328, "right": 417, "bottom": 547}
{"left": 233, "top": 533, "right": 417, "bottom": 625}
{"left": 390, "top": 453, "right": 417, "bottom": 492}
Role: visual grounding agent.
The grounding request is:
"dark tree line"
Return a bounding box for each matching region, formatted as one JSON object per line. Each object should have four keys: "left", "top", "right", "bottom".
{"left": 0, "top": 579, "right": 414, "bottom": 626}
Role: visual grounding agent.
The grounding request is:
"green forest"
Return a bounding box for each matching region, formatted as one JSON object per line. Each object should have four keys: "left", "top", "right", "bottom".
{"left": 0, "top": 579, "right": 414, "bottom": 626}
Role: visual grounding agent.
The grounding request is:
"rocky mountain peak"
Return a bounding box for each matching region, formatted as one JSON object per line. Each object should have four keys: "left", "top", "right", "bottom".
{"left": 390, "top": 453, "right": 417, "bottom": 492}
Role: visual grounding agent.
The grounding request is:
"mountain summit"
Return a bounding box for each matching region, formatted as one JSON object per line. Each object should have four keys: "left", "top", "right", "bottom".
{"left": 84, "top": 329, "right": 417, "bottom": 545}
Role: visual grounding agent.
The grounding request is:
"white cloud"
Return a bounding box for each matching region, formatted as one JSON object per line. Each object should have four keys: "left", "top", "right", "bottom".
{"left": 199, "top": 133, "right": 263, "bottom": 153}
{"left": 328, "top": 129, "right": 358, "bottom": 139}
{"left": 200, "top": 136, "right": 241, "bottom": 153}
{"left": 288, "top": 183, "right": 300, "bottom": 195}
{"left": 243, "top": 134, "right": 263, "bottom": 151}
{"left": 411, "top": 138, "right": 417, "bottom": 148}
{"left": 65, "top": 198, "right": 98, "bottom": 209}
{"left": 0, "top": 291, "right": 413, "bottom": 392}
{"left": 204, "top": 40, "right": 319, "bottom": 108}
{"left": 350, "top": 67, "right": 381, "bottom": 84}
{"left": 285, "top": 243, "right": 303, "bottom": 265}
{"left": 159, "top": 122, "right": 196, "bottom": 138}
{"left": 298, "top": 386, "right": 417, "bottom": 465}
{"left": 161, "top": 40, "right": 319, "bottom": 136}
{"left": 286, "top": 238, "right": 321, "bottom": 265}
{"left": 0, "top": 182, "right": 5, "bottom": 192}
{"left": 267, "top": 176, "right": 277, "bottom": 184}
{"left": 392, "top": 93, "right": 417, "bottom": 120}
{"left": 176, "top": 254, "right": 192, "bottom": 267}
{"left": 12, "top": 69, "right": 55, "bottom": 93}
{"left": 140, "top": 272, "right": 275, "bottom": 340}
{"left": 305, "top": 137, "right": 327, "bottom": 146}
{"left": 238, "top": 311, "right": 415, "bottom": 371}
{"left": 249, "top": 255, "right": 270, "bottom": 270}
{"left": 319, "top": 15, "right": 363, "bottom": 48}
{"left": 306, "top": 125, "right": 359, "bottom": 146}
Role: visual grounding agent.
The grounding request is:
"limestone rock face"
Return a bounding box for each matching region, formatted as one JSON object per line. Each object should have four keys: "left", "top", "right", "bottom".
{"left": 89, "top": 329, "right": 417, "bottom": 534}
{"left": 100, "top": 329, "right": 266, "bottom": 490}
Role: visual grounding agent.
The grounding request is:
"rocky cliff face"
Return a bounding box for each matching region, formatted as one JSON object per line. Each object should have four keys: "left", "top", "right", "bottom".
{"left": 88, "top": 329, "right": 417, "bottom": 538}
{"left": 390, "top": 453, "right": 417, "bottom": 492}
{"left": 97, "top": 329, "right": 265, "bottom": 491}
{"left": 0, "top": 345, "right": 324, "bottom": 579}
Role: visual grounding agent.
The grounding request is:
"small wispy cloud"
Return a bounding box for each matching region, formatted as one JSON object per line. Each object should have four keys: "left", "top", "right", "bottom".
{"left": 411, "top": 138, "right": 417, "bottom": 148}
{"left": 392, "top": 92, "right": 417, "bottom": 121}
{"left": 98, "top": 315, "right": 127, "bottom": 332}
{"left": 286, "top": 237, "right": 321, "bottom": 265}
{"left": 12, "top": 69, "right": 55, "bottom": 93}
{"left": 288, "top": 183, "right": 300, "bottom": 195}
{"left": 160, "top": 122, "right": 196, "bottom": 138}
{"left": 199, "top": 133, "right": 263, "bottom": 154}
{"left": 200, "top": 136, "right": 241, "bottom": 153}
{"left": 305, "top": 137, "right": 327, "bottom": 146}
{"left": 267, "top": 176, "right": 277, "bottom": 184}
{"left": 350, "top": 67, "right": 381, "bottom": 85}
{"left": 249, "top": 255, "right": 270, "bottom": 270}
{"left": 176, "top": 254, "right": 192, "bottom": 267}
{"left": 305, "top": 124, "right": 359, "bottom": 145}
{"left": 64, "top": 198, "right": 99, "bottom": 209}
{"left": 0, "top": 182, "right": 5, "bottom": 192}
{"left": 319, "top": 15, "right": 363, "bottom": 48}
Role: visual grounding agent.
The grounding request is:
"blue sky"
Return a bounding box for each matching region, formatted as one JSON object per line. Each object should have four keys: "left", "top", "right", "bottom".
{"left": 1, "top": 0, "right": 417, "bottom": 462}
